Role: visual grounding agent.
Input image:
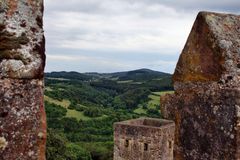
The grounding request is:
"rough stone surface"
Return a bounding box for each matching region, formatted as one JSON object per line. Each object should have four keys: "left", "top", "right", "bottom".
{"left": 173, "top": 11, "right": 240, "bottom": 85}
{"left": 161, "top": 11, "right": 240, "bottom": 160}
{"left": 0, "top": 0, "right": 45, "bottom": 79}
{"left": 114, "top": 118, "right": 175, "bottom": 160}
{"left": 0, "top": 0, "right": 46, "bottom": 160}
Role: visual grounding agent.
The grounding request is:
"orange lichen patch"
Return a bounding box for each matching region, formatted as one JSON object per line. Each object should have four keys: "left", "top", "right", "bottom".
{"left": 173, "top": 12, "right": 228, "bottom": 83}
{"left": 6, "top": 0, "right": 18, "bottom": 17}
{"left": 174, "top": 111, "right": 181, "bottom": 146}
{"left": 37, "top": 99, "right": 47, "bottom": 160}
{"left": 27, "top": 0, "right": 42, "bottom": 13}
{"left": 27, "top": 0, "right": 35, "bottom": 10}
{"left": 172, "top": 112, "right": 184, "bottom": 160}
{"left": 174, "top": 153, "right": 184, "bottom": 160}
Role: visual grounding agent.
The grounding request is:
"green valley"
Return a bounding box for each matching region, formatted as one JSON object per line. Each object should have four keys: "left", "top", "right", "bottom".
{"left": 45, "top": 69, "right": 173, "bottom": 160}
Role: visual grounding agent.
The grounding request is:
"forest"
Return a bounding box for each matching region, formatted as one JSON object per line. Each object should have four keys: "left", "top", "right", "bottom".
{"left": 44, "top": 69, "right": 173, "bottom": 160}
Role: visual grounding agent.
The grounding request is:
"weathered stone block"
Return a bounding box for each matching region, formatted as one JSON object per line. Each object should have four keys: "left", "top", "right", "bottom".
{"left": 0, "top": 79, "right": 46, "bottom": 159}
{"left": 173, "top": 11, "right": 240, "bottom": 85}
{"left": 0, "top": 0, "right": 45, "bottom": 79}
{"left": 162, "top": 86, "right": 240, "bottom": 159}
{"left": 114, "top": 118, "right": 175, "bottom": 160}
{"left": 161, "top": 11, "right": 240, "bottom": 160}
{"left": 0, "top": 0, "right": 46, "bottom": 159}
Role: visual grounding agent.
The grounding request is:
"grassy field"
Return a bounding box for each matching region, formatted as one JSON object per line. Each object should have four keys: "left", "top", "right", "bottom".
{"left": 44, "top": 95, "right": 71, "bottom": 108}
{"left": 133, "top": 105, "right": 147, "bottom": 114}
{"left": 45, "top": 90, "right": 174, "bottom": 120}
{"left": 134, "top": 90, "right": 174, "bottom": 113}
{"left": 148, "top": 91, "right": 174, "bottom": 109}
{"left": 45, "top": 87, "right": 53, "bottom": 92}
{"left": 66, "top": 109, "right": 108, "bottom": 121}
{"left": 45, "top": 95, "right": 108, "bottom": 121}
{"left": 117, "top": 80, "right": 133, "bottom": 84}
{"left": 66, "top": 109, "right": 91, "bottom": 121}
{"left": 152, "top": 91, "right": 174, "bottom": 96}
{"left": 46, "top": 77, "right": 70, "bottom": 81}
{"left": 148, "top": 93, "right": 160, "bottom": 109}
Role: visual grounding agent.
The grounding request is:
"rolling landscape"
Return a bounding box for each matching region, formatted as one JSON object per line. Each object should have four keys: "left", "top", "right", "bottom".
{"left": 44, "top": 69, "right": 173, "bottom": 160}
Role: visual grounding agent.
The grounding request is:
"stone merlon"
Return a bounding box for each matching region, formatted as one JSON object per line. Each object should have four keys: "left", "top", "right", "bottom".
{"left": 161, "top": 11, "right": 240, "bottom": 160}
{"left": 173, "top": 11, "right": 240, "bottom": 88}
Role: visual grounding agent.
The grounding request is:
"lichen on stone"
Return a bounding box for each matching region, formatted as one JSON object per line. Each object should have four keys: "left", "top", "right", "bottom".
{"left": 0, "top": 137, "right": 8, "bottom": 150}
{"left": 0, "top": 0, "right": 45, "bottom": 79}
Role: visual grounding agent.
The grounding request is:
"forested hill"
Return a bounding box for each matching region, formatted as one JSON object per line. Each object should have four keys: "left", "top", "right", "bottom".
{"left": 45, "top": 68, "right": 171, "bottom": 81}
{"left": 44, "top": 69, "right": 173, "bottom": 160}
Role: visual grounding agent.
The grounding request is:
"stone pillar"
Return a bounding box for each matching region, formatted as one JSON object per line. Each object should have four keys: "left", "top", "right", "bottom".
{"left": 0, "top": 0, "right": 46, "bottom": 160}
{"left": 161, "top": 11, "right": 240, "bottom": 159}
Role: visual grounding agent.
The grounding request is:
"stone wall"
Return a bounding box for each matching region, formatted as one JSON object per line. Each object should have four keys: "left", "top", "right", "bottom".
{"left": 161, "top": 11, "right": 240, "bottom": 160}
{"left": 0, "top": 0, "right": 46, "bottom": 159}
{"left": 114, "top": 118, "right": 175, "bottom": 160}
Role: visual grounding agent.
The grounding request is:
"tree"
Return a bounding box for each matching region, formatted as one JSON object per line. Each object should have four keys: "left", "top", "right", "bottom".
{"left": 65, "top": 143, "right": 92, "bottom": 160}
{"left": 46, "top": 129, "right": 68, "bottom": 160}
{"left": 62, "top": 117, "right": 79, "bottom": 133}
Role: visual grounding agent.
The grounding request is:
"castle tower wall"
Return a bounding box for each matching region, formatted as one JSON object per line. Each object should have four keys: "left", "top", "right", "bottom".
{"left": 114, "top": 118, "right": 175, "bottom": 160}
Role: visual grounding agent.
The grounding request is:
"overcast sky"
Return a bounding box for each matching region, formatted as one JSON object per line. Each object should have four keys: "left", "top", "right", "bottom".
{"left": 44, "top": 0, "right": 240, "bottom": 73}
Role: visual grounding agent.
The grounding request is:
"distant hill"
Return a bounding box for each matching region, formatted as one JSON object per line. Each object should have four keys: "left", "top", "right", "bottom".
{"left": 45, "top": 71, "right": 93, "bottom": 81}
{"left": 109, "top": 68, "right": 171, "bottom": 81}
{"left": 57, "top": 68, "right": 172, "bottom": 81}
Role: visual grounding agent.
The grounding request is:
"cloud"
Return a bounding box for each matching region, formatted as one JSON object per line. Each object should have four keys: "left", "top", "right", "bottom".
{"left": 44, "top": 0, "right": 240, "bottom": 73}
{"left": 44, "top": 1, "right": 193, "bottom": 53}
{"left": 44, "top": 0, "right": 240, "bottom": 14}
{"left": 47, "top": 55, "right": 78, "bottom": 61}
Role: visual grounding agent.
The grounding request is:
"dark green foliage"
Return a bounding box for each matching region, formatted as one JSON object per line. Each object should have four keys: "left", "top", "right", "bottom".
{"left": 118, "top": 88, "right": 151, "bottom": 109}
{"left": 46, "top": 129, "right": 68, "bottom": 160}
{"left": 83, "top": 107, "right": 103, "bottom": 117}
{"left": 45, "top": 101, "right": 67, "bottom": 118}
{"left": 112, "top": 96, "right": 126, "bottom": 109}
{"left": 85, "top": 142, "right": 113, "bottom": 160}
{"left": 45, "top": 71, "right": 92, "bottom": 81}
{"left": 45, "top": 102, "right": 67, "bottom": 129}
{"left": 117, "top": 68, "right": 171, "bottom": 81}
{"left": 62, "top": 117, "right": 79, "bottom": 133}
{"left": 65, "top": 143, "right": 92, "bottom": 160}
{"left": 147, "top": 108, "right": 161, "bottom": 118}
{"left": 46, "top": 129, "right": 92, "bottom": 160}
{"left": 90, "top": 80, "right": 124, "bottom": 93}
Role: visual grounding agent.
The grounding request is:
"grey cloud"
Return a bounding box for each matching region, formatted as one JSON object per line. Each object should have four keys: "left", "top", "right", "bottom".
{"left": 45, "top": 0, "right": 240, "bottom": 15}
{"left": 45, "top": 0, "right": 102, "bottom": 14}
{"left": 123, "top": 0, "right": 240, "bottom": 12}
